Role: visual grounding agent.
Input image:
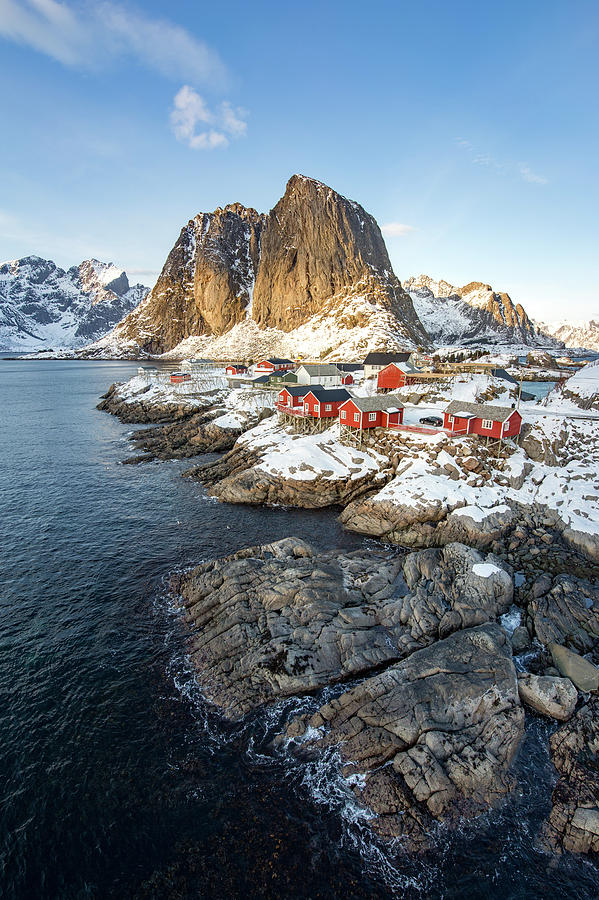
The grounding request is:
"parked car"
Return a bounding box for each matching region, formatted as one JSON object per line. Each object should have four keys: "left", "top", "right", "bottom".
{"left": 419, "top": 415, "right": 443, "bottom": 426}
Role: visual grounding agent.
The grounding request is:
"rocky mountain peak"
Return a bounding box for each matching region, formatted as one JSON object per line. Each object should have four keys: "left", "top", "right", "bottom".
{"left": 108, "top": 175, "right": 429, "bottom": 356}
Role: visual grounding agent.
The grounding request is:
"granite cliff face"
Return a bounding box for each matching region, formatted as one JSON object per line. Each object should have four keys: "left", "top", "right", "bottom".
{"left": 0, "top": 256, "right": 148, "bottom": 351}
{"left": 97, "top": 175, "right": 429, "bottom": 357}
{"left": 536, "top": 319, "right": 599, "bottom": 353}
{"left": 404, "top": 274, "right": 559, "bottom": 348}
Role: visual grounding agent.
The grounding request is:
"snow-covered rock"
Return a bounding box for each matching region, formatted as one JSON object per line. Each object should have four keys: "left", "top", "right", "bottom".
{"left": 0, "top": 255, "right": 148, "bottom": 351}
{"left": 536, "top": 319, "right": 599, "bottom": 353}
{"left": 405, "top": 274, "right": 561, "bottom": 349}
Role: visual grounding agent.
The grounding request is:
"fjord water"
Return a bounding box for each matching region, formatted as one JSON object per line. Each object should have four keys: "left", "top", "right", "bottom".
{"left": 0, "top": 360, "right": 597, "bottom": 899}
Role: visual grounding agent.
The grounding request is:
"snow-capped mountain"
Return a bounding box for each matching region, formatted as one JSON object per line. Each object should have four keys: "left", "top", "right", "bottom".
{"left": 535, "top": 319, "right": 599, "bottom": 353}
{"left": 0, "top": 256, "right": 149, "bottom": 351}
{"left": 85, "top": 175, "right": 429, "bottom": 360}
{"left": 404, "top": 274, "right": 561, "bottom": 349}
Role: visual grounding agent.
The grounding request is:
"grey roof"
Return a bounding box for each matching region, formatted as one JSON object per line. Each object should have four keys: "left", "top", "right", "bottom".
{"left": 252, "top": 374, "right": 272, "bottom": 384}
{"left": 304, "top": 387, "right": 352, "bottom": 402}
{"left": 332, "top": 363, "right": 362, "bottom": 372}
{"left": 491, "top": 367, "right": 518, "bottom": 385}
{"left": 444, "top": 400, "right": 517, "bottom": 422}
{"left": 262, "top": 357, "right": 294, "bottom": 365}
{"left": 297, "top": 364, "right": 342, "bottom": 376}
{"left": 279, "top": 385, "right": 312, "bottom": 397}
{"left": 363, "top": 351, "right": 411, "bottom": 365}
{"left": 342, "top": 392, "right": 405, "bottom": 412}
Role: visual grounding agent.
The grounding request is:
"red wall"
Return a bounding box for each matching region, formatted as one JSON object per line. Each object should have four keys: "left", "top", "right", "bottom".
{"left": 377, "top": 365, "right": 406, "bottom": 391}
{"left": 303, "top": 394, "right": 344, "bottom": 417}
{"left": 444, "top": 411, "right": 522, "bottom": 438}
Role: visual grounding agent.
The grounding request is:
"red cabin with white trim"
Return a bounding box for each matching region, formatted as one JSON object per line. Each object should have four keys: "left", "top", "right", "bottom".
{"left": 301, "top": 388, "right": 351, "bottom": 418}
{"left": 277, "top": 386, "right": 311, "bottom": 409}
{"left": 226, "top": 364, "right": 248, "bottom": 375}
{"left": 443, "top": 401, "right": 522, "bottom": 439}
{"left": 377, "top": 362, "right": 418, "bottom": 391}
{"left": 254, "top": 357, "right": 295, "bottom": 374}
{"left": 339, "top": 396, "right": 404, "bottom": 429}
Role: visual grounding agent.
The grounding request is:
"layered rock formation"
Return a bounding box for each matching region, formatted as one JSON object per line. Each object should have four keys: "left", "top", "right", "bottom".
{"left": 537, "top": 318, "right": 599, "bottom": 353}
{"left": 404, "top": 274, "right": 559, "bottom": 348}
{"left": 286, "top": 624, "right": 523, "bottom": 847}
{"left": 91, "top": 175, "right": 429, "bottom": 358}
{"left": 0, "top": 256, "right": 148, "bottom": 350}
{"left": 175, "top": 538, "right": 514, "bottom": 721}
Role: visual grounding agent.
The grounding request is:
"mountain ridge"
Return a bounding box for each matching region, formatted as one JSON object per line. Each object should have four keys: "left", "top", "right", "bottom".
{"left": 0, "top": 255, "right": 149, "bottom": 351}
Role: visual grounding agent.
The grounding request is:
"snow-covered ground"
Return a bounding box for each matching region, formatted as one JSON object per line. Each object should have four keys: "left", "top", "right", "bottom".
{"left": 238, "top": 417, "right": 387, "bottom": 482}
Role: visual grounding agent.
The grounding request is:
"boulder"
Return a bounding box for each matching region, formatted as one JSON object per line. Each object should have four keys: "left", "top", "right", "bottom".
{"left": 176, "top": 539, "right": 514, "bottom": 720}
{"left": 284, "top": 624, "right": 524, "bottom": 848}
{"left": 542, "top": 698, "right": 599, "bottom": 855}
{"left": 511, "top": 625, "right": 531, "bottom": 654}
{"left": 529, "top": 574, "right": 599, "bottom": 661}
{"left": 517, "top": 673, "right": 578, "bottom": 720}
{"left": 549, "top": 644, "right": 599, "bottom": 693}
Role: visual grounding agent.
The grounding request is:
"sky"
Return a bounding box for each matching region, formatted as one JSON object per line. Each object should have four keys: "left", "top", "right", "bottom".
{"left": 0, "top": 0, "right": 597, "bottom": 322}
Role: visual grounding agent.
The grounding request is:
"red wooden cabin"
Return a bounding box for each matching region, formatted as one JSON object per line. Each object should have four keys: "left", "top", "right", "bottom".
{"left": 276, "top": 386, "right": 312, "bottom": 411}
{"left": 377, "top": 362, "right": 419, "bottom": 391}
{"left": 255, "top": 357, "right": 295, "bottom": 374}
{"left": 170, "top": 372, "right": 191, "bottom": 384}
{"left": 301, "top": 388, "right": 351, "bottom": 418}
{"left": 339, "top": 395, "right": 404, "bottom": 429}
{"left": 443, "top": 401, "right": 522, "bottom": 439}
{"left": 225, "top": 364, "right": 248, "bottom": 375}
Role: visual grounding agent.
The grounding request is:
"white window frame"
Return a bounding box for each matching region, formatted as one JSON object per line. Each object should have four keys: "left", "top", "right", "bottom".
{"left": 314, "top": 404, "right": 320, "bottom": 414}
{"left": 325, "top": 403, "right": 332, "bottom": 412}
{"left": 341, "top": 410, "right": 346, "bottom": 420}
{"left": 368, "top": 412, "right": 377, "bottom": 422}
{"left": 304, "top": 402, "right": 309, "bottom": 412}
{"left": 354, "top": 412, "right": 360, "bottom": 423}
{"left": 448, "top": 415, "right": 454, "bottom": 424}
{"left": 481, "top": 418, "right": 493, "bottom": 430}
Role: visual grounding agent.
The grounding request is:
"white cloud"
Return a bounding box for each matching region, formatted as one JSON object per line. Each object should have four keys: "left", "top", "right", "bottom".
{"left": 0, "top": 0, "right": 229, "bottom": 87}
{"left": 381, "top": 222, "right": 416, "bottom": 237}
{"left": 518, "top": 164, "right": 548, "bottom": 185}
{"left": 456, "top": 138, "right": 548, "bottom": 185}
{"left": 170, "top": 85, "right": 247, "bottom": 151}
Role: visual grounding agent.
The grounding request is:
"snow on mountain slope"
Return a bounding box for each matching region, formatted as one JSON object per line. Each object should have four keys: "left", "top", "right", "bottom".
{"left": 0, "top": 256, "right": 149, "bottom": 351}
{"left": 404, "top": 274, "right": 561, "bottom": 349}
{"left": 535, "top": 319, "right": 599, "bottom": 353}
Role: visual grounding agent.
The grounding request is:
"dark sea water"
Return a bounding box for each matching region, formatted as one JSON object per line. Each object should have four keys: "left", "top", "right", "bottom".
{"left": 1, "top": 359, "right": 598, "bottom": 899}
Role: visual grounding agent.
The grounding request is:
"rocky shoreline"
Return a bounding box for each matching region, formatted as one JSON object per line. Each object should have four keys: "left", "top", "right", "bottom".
{"left": 174, "top": 536, "right": 599, "bottom": 856}
{"left": 96, "top": 376, "right": 599, "bottom": 860}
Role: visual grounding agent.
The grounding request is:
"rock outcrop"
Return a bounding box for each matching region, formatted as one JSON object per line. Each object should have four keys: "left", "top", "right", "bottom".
{"left": 90, "top": 175, "right": 429, "bottom": 357}
{"left": 175, "top": 539, "right": 514, "bottom": 722}
{"left": 542, "top": 698, "right": 599, "bottom": 855}
{"left": 527, "top": 574, "right": 599, "bottom": 662}
{"left": 517, "top": 673, "right": 578, "bottom": 721}
{"left": 285, "top": 624, "right": 524, "bottom": 848}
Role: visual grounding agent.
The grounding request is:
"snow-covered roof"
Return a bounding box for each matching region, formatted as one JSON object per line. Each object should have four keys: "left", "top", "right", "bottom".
{"left": 344, "top": 392, "right": 405, "bottom": 412}
{"left": 445, "top": 400, "right": 517, "bottom": 422}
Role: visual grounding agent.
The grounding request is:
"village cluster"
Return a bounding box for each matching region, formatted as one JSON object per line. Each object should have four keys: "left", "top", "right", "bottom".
{"left": 140, "top": 350, "right": 525, "bottom": 447}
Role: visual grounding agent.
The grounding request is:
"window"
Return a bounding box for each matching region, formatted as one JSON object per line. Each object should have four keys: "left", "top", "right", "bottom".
{"left": 481, "top": 419, "right": 493, "bottom": 430}
{"left": 314, "top": 404, "right": 320, "bottom": 413}
{"left": 325, "top": 404, "right": 332, "bottom": 411}
{"left": 341, "top": 410, "right": 346, "bottom": 420}
{"left": 448, "top": 415, "right": 454, "bottom": 424}
{"left": 369, "top": 412, "right": 377, "bottom": 422}
{"left": 354, "top": 412, "right": 360, "bottom": 423}
{"left": 304, "top": 402, "right": 309, "bottom": 411}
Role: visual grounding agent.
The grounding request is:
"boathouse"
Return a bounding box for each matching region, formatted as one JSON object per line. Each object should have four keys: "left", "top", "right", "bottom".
{"left": 301, "top": 387, "right": 352, "bottom": 418}
{"left": 276, "top": 386, "right": 312, "bottom": 410}
{"left": 170, "top": 372, "right": 191, "bottom": 384}
{"left": 254, "top": 357, "right": 295, "bottom": 374}
{"left": 339, "top": 394, "right": 404, "bottom": 429}
{"left": 363, "top": 351, "right": 413, "bottom": 379}
{"left": 225, "top": 363, "right": 248, "bottom": 375}
{"left": 377, "top": 361, "right": 422, "bottom": 391}
{"left": 443, "top": 401, "right": 522, "bottom": 439}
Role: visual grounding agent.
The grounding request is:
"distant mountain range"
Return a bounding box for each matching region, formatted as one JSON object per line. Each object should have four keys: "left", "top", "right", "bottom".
{"left": 5, "top": 177, "right": 586, "bottom": 359}
{"left": 83, "top": 175, "right": 563, "bottom": 360}
{"left": 535, "top": 319, "right": 599, "bottom": 353}
{"left": 0, "top": 256, "right": 148, "bottom": 351}
{"left": 403, "top": 274, "right": 559, "bottom": 349}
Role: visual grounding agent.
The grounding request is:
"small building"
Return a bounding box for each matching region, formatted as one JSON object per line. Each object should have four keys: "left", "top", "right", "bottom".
{"left": 443, "top": 401, "right": 522, "bottom": 439}
{"left": 270, "top": 370, "right": 298, "bottom": 385}
{"left": 301, "top": 387, "right": 352, "bottom": 418}
{"left": 170, "top": 372, "right": 191, "bottom": 384}
{"left": 377, "top": 361, "right": 423, "bottom": 391}
{"left": 339, "top": 394, "right": 404, "bottom": 429}
{"left": 295, "top": 364, "right": 352, "bottom": 387}
{"left": 184, "top": 358, "right": 213, "bottom": 373}
{"left": 225, "top": 363, "right": 248, "bottom": 376}
{"left": 254, "top": 357, "right": 295, "bottom": 374}
{"left": 363, "top": 351, "right": 414, "bottom": 379}
{"left": 334, "top": 363, "right": 363, "bottom": 374}
{"left": 251, "top": 373, "right": 274, "bottom": 387}
{"left": 276, "top": 385, "right": 313, "bottom": 410}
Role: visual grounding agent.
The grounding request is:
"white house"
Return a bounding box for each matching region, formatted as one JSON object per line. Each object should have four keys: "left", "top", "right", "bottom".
{"left": 295, "top": 364, "right": 346, "bottom": 386}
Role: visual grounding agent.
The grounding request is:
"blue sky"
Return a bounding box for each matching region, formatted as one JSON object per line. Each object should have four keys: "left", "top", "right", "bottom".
{"left": 0, "top": 0, "right": 597, "bottom": 321}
